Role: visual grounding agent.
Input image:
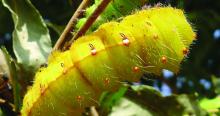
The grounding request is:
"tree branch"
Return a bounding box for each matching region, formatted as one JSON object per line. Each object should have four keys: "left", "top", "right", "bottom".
{"left": 64, "top": 0, "right": 112, "bottom": 50}
{"left": 53, "top": 0, "right": 91, "bottom": 51}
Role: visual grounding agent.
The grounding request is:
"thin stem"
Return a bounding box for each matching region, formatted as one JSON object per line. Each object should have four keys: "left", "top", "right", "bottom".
{"left": 1, "top": 47, "right": 21, "bottom": 112}
{"left": 53, "top": 0, "right": 91, "bottom": 51}
{"left": 90, "top": 106, "right": 99, "bottom": 116}
{"left": 65, "top": 0, "right": 112, "bottom": 49}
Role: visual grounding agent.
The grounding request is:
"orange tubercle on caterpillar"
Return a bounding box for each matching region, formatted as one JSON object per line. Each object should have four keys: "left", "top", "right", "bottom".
{"left": 161, "top": 56, "right": 167, "bottom": 64}
{"left": 132, "top": 66, "right": 140, "bottom": 72}
{"left": 89, "top": 43, "right": 97, "bottom": 55}
{"left": 122, "top": 38, "right": 130, "bottom": 46}
{"left": 40, "top": 84, "right": 45, "bottom": 95}
{"left": 91, "top": 49, "right": 97, "bottom": 55}
{"left": 76, "top": 95, "right": 83, "bottom": 102}
{"left": 120, "top": 33, "right": 130, "bottom": 46}
{"left": 104, "top": 78, "right": 110, "bottom": 85}
{"left": 182, "top": 47, "right": 189, "bottom": 55}
{"left": 63, "top": 68, "right": 67, "bottom": 74}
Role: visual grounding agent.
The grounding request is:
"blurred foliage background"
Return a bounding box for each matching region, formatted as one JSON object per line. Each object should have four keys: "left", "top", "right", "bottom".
{"left": 0, "top": 0, "right": 220, "bottom": 115}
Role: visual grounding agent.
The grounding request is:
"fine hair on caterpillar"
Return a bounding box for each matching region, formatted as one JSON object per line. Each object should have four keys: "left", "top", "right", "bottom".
{"left": 21, "top": 7, "right": 196, "bottom": 116}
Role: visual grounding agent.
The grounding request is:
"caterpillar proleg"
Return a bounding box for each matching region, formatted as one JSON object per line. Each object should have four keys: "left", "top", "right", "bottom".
{"left": 21, "top": 7, "right": 196, "bottom": 116}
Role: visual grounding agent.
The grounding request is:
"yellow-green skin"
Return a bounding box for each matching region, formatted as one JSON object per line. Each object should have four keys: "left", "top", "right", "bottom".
{"left": 21, "top": 7, "right": 195, "bottom": 116}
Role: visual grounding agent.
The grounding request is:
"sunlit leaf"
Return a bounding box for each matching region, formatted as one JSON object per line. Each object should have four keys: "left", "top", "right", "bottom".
{"left": 200, "top": 96, "right": 220, "bottom": 114}
{"left": 99, "top": 86, "right": 128, "bottom": 115}
{"left": 109, "top": 97, "right": 152, "bottom": 116}
{"left": 0, "top": 48, "right": 9, "bottom": 76}
{"left": 212, "top": 75, "right": 220, "bottom": 94}
{"left": 108, "top": 85, "right": 207, "bottom": 116}
{"left": 2, "top": 0, "right": 52, "bottom": 72}
{"left": 1, "top": 47, "right": 22, "bottom": 112}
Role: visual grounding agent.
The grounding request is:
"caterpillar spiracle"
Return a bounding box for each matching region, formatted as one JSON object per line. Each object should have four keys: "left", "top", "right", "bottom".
{"left": 21, "top": 7, "right": 196, "bottom": 116}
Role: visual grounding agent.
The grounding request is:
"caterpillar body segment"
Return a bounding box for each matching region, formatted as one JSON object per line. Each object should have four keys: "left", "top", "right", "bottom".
{"left": 21, "top": 7, "right": 195, "bottom": 116}
{"left": 22, "top": 51, "right": 101, "bottom": 115}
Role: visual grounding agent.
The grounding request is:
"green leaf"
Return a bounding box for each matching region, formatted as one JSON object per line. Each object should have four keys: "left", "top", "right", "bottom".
{"left": 211, "top": 75, "right": 220, "bottom": 94}
{"left": 0, "top": 48, "right": 9, "bottom": 76}
{"left": 108, "top": 85, "right": 207, "bottom": 116}
{"left": 1, "top": 47, "right": 22, "bottom": 112}
{"left": 1, "top": 0, "right": 52, "bottom": 72}
{"left": 45, "top": 20, "right": 65, "bottom": 35}
{"left": 99, "top": 86, "right": 128, "bottom": 115}
{"left": 0, "top": 109, "right": 3, "bottom": 116}
{"left": 109, "top": 97, "right": 152, "bottom": 116}
{"left": 199, "top": 97, "right": 220, "bottom": 114}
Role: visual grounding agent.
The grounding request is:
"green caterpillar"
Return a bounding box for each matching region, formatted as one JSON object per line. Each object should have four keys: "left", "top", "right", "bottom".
{"left": 76, "top": 0, "right": 148, "bottom": 32}
{"left": 21, "top": 7, "right": 196, "bottom": 116}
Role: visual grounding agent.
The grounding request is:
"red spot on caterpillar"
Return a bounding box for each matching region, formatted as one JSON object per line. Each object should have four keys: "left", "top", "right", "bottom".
{"left": 76, "top": 95, "right": 83, "bottom": 102}
{"left": 161, "top": 56, "right": 167, "bottom": 64}
{"left": 89, "top": 43, "right": 97, "bottom": 55}
{"left": 40, "top": 84, "right": 45, "bottom": 95}
{"left": 104, "top": 78, "right": 110, "bottom": 85}
{"left": 182, "top": 47, "right": 189, "bottom": 55}
{"left": 63, "top": 68, "right": 67, "bottom": 74}
{"left": 120, "top": 33, "right": 130, "bottom": 46}
{"left": 122, "top": 38, "right": 130, "bottom": 46}
{"left": 133, "top": 66, "right": 140, "bottom": 72}
{"left": 91, "top": 49, "right": 97, "bottom": 55}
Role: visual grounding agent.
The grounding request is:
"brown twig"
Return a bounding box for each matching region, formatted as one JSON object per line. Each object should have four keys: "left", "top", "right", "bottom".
{"left": 53, "top": 0, "right": 91, "bottom": 51}
{"left": 65, "top": 0, "right": 112, "bottom": 49}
